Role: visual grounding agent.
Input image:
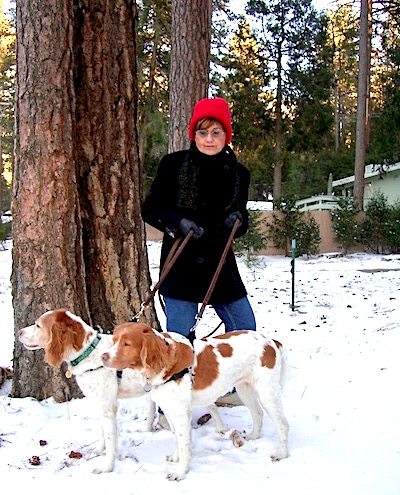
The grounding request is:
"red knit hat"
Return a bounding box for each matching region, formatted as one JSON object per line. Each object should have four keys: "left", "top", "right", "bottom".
{"left": 188, "top": 97, "right": 232, "bottom": 145}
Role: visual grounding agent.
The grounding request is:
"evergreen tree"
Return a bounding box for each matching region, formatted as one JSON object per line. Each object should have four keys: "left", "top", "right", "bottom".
{"left": 168, "top": 0, "right": 213, "bottom": 152}
{"left": 353, "top": 0, "right": 371, "bottom": 211}
{"left": 283, "top": 12, "right": 336, "bottom": 199}
{"left": 326, "top": 2, "right": 359, "bottom": 153}
{"left": 287, "top": 12, "right": 334, "bottom": 153}
{"left": 0, "top": 4, "right": 15, "bottom": 213}
{"left": 137, "top": 0, "right": 171, "bottom": 192}
{"left": 246, "top": 0, "right": 321, "bottom": 206}
{"left": 213, "top": 16, "right": 274, "bottom": 199}
{"left": 368, "top": 4, "right": 400, "bottom": 163}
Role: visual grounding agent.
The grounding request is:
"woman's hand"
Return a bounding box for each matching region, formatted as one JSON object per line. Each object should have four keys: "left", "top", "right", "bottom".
{"left": 225, "top": 211, "right": 243, "bottom": 230}
{"left": 179, "top": 218, "right": 204, "bottom": 239}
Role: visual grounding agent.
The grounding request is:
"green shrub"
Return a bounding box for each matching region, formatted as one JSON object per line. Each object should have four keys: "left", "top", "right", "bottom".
{"left": 295, "top": 215, "right": 321, "bottom": 256}
{"left": 266, "top": 197, "right": 320, "bottom": 257}
{"left": 330, "top": 197, "right": 361, "bottom": 254}
{"left": 234, "top": 210, "right": 268, "bottom": 269}
{"left": 386, "top": 201, "right": 400, "bottom": 253}
{"left": 359, "top": 193, "right": 400, "bottom": 254}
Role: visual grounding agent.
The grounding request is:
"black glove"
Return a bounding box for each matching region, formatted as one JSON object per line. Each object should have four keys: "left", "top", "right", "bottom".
{"left": 225, "top": 211, "right": 243, "bottom": 230}
{"left": 179, "top": 218, "right": 204, "bottom": 239}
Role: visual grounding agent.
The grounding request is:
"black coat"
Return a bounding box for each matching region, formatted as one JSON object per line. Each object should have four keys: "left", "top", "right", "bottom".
{"left": 141, "top": 145, "right": 251, "bottom": 304}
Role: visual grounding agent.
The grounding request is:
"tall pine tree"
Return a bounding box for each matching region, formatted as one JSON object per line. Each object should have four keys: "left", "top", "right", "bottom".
{"left": 247, "top": 0, "right": 320, "bottom": 206}
{"left": 214, "top": 17, "right": 274, "bottom": 199}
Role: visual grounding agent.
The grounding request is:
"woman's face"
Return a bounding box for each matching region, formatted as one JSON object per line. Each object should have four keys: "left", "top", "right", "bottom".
{"left": 194, "top": 121, "right": 226, "bottom": 155}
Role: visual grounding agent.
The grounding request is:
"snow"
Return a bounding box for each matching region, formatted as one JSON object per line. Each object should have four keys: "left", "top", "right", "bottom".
{"left": 247, "top": 200, "right": 273, "bottom": 211}
{"left": 1, "top": 239, "right": 400, "bottom": 494}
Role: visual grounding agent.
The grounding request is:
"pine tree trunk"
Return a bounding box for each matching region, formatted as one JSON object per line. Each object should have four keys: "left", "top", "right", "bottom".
{"left": 12, "top": 0, "right": 157, "bottom": 401}
{"left": 353, "top": 0, "right": 371, "bottom": 211}
{"left": 273, "top": 40, "right": 283, "bottom": 208}
{"left": 168, "top": 0, "right": 212, "bottom": 152}
{"left": 74, "top": 0, "right": 154, "bottom": 331}
{"left": 12, "top": 0, "right": 87, "bottom": 401}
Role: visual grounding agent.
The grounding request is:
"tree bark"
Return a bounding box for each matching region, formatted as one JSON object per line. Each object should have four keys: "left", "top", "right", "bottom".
{"left": 168, "top": 0, "right": 212, "bottom": 152}
{"left": 353, "top": 0, "right": 371, "bottom": 211}
{"left": 12, "top": 0, "right": 157, "bottom": 401}
{"left": 12, "top": 0, "right": 87, "bottom": 401}
{"left": 74, "top": 0, "right": 155, "bottom": 331}
{"left": 273, "top": 34, "right": 283, "bottom": 208}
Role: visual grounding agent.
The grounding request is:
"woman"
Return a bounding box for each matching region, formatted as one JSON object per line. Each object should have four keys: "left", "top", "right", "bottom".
{"left": 142, "top": 97, "right": 256, "bottom": 337}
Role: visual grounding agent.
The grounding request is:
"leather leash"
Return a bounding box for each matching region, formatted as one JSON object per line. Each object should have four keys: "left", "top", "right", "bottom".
{"left": 134, "top": 217, "right": 240, "bottom": 339}
{"left": 133, "top": 229, "right": 194, "bottom": 320}
{"left": 188, "top": 217, "right": 241, "bottom": 343}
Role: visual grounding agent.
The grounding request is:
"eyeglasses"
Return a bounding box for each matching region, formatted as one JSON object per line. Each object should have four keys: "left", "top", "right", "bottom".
{"left": 195, "top": 129, "right": 225, "bottom": 138}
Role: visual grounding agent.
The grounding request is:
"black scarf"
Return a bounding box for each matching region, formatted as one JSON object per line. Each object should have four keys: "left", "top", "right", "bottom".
{"left": 177, "top": 143, "right": 241, "bottom": 212}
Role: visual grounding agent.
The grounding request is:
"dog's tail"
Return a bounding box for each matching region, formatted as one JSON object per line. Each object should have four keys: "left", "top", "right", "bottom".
{"left": 277, "top": 343, "right": 290, "bottom": 389}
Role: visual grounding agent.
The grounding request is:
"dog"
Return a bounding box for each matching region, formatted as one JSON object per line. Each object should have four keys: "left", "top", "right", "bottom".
{"left": 101, "top": 322, "right": 289, "bottom": 481}
{"left": 17, "top": 308, "right": 156, "bottom": 474}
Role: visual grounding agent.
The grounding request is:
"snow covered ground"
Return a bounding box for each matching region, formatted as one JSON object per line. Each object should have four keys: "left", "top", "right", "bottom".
{"left": 1, "top": 240, "right": 399, "bottom": 494}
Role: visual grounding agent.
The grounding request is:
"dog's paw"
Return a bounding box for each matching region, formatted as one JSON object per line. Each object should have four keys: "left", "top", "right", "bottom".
{"left": 166, "top": 470, "right": 187, "bottom": 481}
{"left": 92, "top": 462, "right": 113, "bottom": 474}
{"left": 244, "top": 431, "right": 261, "bottom": 441}
{"left": 271, "top": 449, "right": 288, "bottom": 462}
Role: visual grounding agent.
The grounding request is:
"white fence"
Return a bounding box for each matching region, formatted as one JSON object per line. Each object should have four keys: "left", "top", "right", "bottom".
{"left": 295, "top": 195, "right": 338, "bottom": 211}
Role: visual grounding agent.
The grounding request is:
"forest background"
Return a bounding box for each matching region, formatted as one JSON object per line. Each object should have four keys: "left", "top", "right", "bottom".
{"left": 0, "top": 0, "right": 399, "bottom": 213}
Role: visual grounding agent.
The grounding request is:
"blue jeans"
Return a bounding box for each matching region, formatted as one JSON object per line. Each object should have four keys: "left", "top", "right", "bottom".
{"left": 163, "top": 296, "right": 256, "bottom": 337}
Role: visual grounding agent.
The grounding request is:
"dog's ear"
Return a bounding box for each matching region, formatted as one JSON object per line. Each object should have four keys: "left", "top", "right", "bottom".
{"left": 46, "top": 312, "right": 85, "bottom": 367}
{"left": 140, "top": 329, "right": 169, "bottom": 377}
{"left": 170, "top": 341, "right": 194, "bottom": 374}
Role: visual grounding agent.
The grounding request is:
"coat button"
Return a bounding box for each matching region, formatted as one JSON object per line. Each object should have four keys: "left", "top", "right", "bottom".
{"left": 196, "top": 257, "right": 204, "bottom": 264}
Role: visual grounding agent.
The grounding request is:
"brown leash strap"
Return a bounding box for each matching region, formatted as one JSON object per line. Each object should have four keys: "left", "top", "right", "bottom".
{"left": 135, "top": 229, "right": 194, "bottom": 320}
{"left": 187, "top": 218, "right": 241, "bottom": 343}
{"left": 197, "top": 217, "right": 240, "bottom": 319}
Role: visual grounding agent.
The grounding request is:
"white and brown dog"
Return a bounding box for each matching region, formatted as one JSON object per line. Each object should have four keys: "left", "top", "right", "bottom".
{"left": 17, "top": 309, "right": 154, "bottom": 474}
{"left": 101, "top": 322, "right": 289, "bottom": 481}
